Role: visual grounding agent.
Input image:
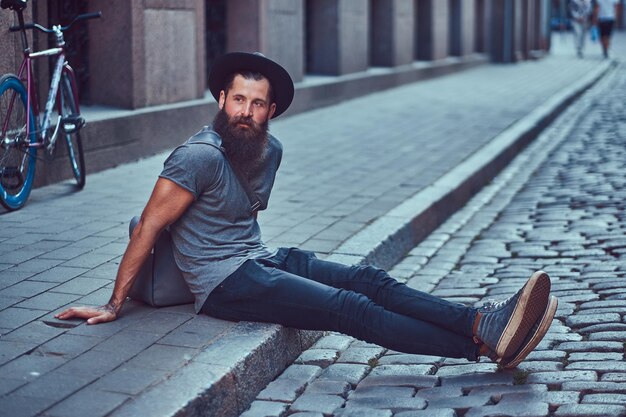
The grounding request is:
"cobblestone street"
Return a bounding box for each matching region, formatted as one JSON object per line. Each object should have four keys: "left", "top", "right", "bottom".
{"left": 241, "top": 62, "right": 626, "bottom": 417}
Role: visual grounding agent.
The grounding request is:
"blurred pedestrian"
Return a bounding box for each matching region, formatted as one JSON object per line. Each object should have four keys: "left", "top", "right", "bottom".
{"left": 569, "top": 0, "right": 593, "bottom": 58}
{"left": 593, "top": 0, "right": 620, "bottom": 58}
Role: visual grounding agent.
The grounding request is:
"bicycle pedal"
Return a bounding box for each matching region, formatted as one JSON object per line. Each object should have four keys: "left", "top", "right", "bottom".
{"left": 61, "top": 115, "right": 85, "bottom": 134}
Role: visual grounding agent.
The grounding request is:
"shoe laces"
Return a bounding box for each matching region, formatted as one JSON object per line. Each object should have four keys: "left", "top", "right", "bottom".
{"left": 479, "top": 297, "right": 511, "bottom": 312}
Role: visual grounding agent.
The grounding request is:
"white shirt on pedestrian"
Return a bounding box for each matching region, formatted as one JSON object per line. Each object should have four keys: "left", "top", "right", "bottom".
{"left": 595, "top": 0, "right": 618, "bottom": 20}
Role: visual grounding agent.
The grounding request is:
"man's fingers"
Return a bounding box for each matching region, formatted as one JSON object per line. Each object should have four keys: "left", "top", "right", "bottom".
{"left": 55, "top": 307, "right": 99, "bottom": 320}
{"left": 86, "top": 313, "right": 114, "bottom": 325}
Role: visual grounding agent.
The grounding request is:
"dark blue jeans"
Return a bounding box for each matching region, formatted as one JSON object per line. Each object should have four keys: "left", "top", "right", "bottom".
{"left": 202, "top": 248, "right": 480, "bottom": 360}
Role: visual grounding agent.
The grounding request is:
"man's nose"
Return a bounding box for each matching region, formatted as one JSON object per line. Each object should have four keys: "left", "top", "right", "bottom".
{"left": 242, "top": 103, "right": 253, "bottom": 117}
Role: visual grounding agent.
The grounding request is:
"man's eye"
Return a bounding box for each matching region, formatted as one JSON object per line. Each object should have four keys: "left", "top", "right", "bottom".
{"left": 254, "top": 102, "right": 265, "bottom": 107}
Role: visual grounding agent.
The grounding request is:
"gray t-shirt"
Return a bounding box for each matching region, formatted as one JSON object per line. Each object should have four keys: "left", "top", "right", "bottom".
{"left": 159, "top": 125, "right": 282, "bottom": 312}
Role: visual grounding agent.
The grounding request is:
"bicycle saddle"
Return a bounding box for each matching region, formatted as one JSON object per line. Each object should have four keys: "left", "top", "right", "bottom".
{"left": 1, "top": 0, "right": 27, "bottom": 11}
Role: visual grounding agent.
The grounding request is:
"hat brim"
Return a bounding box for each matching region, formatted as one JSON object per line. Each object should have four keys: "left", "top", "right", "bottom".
{"left": 208, "top": 52, "right": 294, "bottom": 119}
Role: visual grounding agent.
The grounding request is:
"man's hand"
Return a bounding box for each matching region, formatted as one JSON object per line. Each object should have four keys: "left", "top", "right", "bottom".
{"left": 55, "top": 304, "right": 117, "bottom": 325}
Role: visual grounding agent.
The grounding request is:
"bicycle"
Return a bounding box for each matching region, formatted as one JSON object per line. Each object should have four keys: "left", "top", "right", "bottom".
{"left": 0, "top": 0, "right": 101, "bottom": 210}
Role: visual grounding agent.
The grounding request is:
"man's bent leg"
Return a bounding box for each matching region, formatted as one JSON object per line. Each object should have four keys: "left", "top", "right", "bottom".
{"left": 202, "top": 259, "right": 479, "bottom": 361}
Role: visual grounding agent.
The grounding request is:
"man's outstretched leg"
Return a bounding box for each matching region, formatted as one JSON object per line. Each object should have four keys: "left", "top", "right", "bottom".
{"left": 276, "top": 248, "right": 554, "bottom": 365}
{"left": 202, "top": 251, "right": 556, "bottom": 367}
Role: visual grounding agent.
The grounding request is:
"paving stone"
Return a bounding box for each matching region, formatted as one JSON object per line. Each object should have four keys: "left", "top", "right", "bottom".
{"left": 344, "top": 396, "right": 427, "bottom": 412}
{"left": 0, "top": 394, "right": 57, "bottom": 417}
{"left": 435, "top": 363, "right": 499, "bottom": 376}
{"left": 468, "top": 383, "right": 547, "bottom": 400}
{"left": 1, "top": 320, "right": 66, "bottom": 345}
{"left": 280, "top": 364, "right": 323, "bottom": 382}
{"left": 582, "top": 393, "right": 626, "bottom": 405}
{"left": 0, "top": 353, "right": 66, "bottom": 382}
{"left": 415, "top": 385, "right": 463, "bottom": 400}
{"left": 337, "top": 347, "right": 386, "bottom": 364}
{"left": 566, "top": 313, "right": 622, "bottom": 328}
{"left": 51, "top": 276, "right": 111, "bottom": 295}
{"left": 578, "top": 323, "right": 626, "bottom": 334}
{"left": 124, "top": 344, "right": 197, "bottom": 371}
{"left": 588, "top": 331, "right": 626, "bottom": 342}
{"left": 554, "top": 403, "right": 626, "bottom": 417}
{"left": 305, "top": 380, "right": 351, "bottom": 397}
{"left": 296, "top": 348, "right": 340, "bottom": 367}
{"left": 0, "top": 280, "right": 58, "bottom": 299}
{"left": 440, "top": 372, "right": 514, "bottom": 388}
{"left": 0, "top": 376, "right": 27, "bottom": 396}
{"left": 565, "top": 361, "right": 626, "bottom": 372}
{"left": 336, "top": 409, "right": 392, "bottom": 417}
{"left": 349, "top": 385, "right": 415, "bottom": 399}
{"left": 516, "top": 361, "right": 564, "bottom": 373}
{"left": 378, "top": 354, "right": 442, "bottom": 365}
{"left": 0, "top": 340, "right": 34, "bottom": 366}
{"left": 357, "top": 375, "right": 439, "bottom": 389}
{"left": 499, "top": 391, "right": 581, "bottom": 406}
{"left": 45, "top": 387, "right": 129, "bottom": 417}
{"left": 240, "top": 400, "right": 289, "bottom": 417}
{"left": 289, "top": 394, "right": 345, "bottom": 415}
{"left": 319, "top": 364, "right": 370, "bottom": 386}
{"left": 556, "top": 341, "right": 624, "bottom": 352}
{"left": 288, "top": 413, "right": 324, "bottom": 417}
{"left": 10, "top": 371, "right": 97, "bottom": 400}
{"left": 394, "top": 410, "right": 456, "bottom": 417}
{"left": 427, "top": 394, "right": 492, "bottom": 410}
{"left": 91, "top": 330, "right": 163, "bottom": 357}
{"left": 561, "top": 381, "right": 626, "bottom": 393}
{"left": 602, "top": 373, "right": 626, "bottom": 382}
{"left": 125, "top": 311, "right": 193, "bottom": 334}
{"left": 369, "top": 364, "right": 435, "bottom": 378}
{"left": 312, "top": 334, "right": 354, "bottom": 351}
{"left": 157, "top": 316, "right": 236, "bottom": 348}
{"left": 465, "top": 402, "right": 549, "bottom": 417}
{"left": 257, "top": 377, "right": 309, "bottom": 402}
{"left": 53, "top": 348, "right": 135, "bottom": 378}
{"left": 568, "top": 352, "right": 624, "bottom": 362}
{"left": 525, "top": 350, "right": 567, "bottom": 362}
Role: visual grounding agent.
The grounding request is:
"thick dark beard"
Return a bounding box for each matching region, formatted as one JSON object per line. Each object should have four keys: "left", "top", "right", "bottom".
{"left": 213, "top": 108, "right": 269, "bottom": 176}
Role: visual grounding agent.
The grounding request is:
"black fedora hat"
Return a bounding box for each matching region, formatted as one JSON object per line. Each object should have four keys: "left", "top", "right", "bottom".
{"left": 208, "top": 52, "right": 294, "bottom": 118}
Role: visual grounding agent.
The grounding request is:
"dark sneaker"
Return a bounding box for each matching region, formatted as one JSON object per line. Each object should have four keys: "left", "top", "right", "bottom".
{"left": 476, "top": 271, "right": 551, "bottom": 358}
{"left": 500, "top": 295, "right": 558, "bottom": 369}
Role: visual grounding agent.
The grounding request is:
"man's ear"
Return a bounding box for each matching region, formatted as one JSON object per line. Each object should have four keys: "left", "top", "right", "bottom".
{"left": 268, "top": 102, "right": 276, "bottom": 119}
{"left": 218, "top": 90, "right": 226, "bottom": 110}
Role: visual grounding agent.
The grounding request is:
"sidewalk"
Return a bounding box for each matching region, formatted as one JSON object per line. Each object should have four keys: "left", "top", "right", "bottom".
{"left": 0, "top": 33, "right": 623, "bottom": 417}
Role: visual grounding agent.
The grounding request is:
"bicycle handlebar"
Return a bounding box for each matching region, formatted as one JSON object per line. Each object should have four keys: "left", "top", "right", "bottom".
{"left": 9, "top": 11, "right": 101, "bottom": 33}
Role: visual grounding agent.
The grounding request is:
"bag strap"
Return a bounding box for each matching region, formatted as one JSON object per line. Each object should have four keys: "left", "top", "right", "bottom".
{"left": 190, "top": 131, "right": 262, "bottom": 212}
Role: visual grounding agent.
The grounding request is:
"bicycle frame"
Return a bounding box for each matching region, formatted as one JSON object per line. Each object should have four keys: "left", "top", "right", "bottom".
{"left": 14, "top": 26, "right": 80, "bottom": 152}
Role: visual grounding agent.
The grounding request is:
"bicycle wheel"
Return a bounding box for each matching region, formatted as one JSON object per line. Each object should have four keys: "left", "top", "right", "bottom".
{"left": 0, "top": 74, "right": 37, "bottom": 211}
{"left": 60, "top": 73, "right": 85, "bottom": 189}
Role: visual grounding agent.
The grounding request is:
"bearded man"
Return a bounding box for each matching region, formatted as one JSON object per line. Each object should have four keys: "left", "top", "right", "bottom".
{"left": 57, "top": 52, "right": 557, "bottom": 368}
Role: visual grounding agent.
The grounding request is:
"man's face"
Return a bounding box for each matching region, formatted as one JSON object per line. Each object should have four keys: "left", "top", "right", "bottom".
{"left": 218, "top": 75, "right": 276, "bottom": 126}
{"left": 213, "top": 74, "right": 276, "bottom": 174}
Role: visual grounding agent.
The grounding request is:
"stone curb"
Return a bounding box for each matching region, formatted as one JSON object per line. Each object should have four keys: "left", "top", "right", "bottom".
{"left": 111, "top": 60, "right": 613, "bottom": 417}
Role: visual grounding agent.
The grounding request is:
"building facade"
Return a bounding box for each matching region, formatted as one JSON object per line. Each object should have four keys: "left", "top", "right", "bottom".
{"left": 0, "top": 0, "right": 553, "bottom": 187}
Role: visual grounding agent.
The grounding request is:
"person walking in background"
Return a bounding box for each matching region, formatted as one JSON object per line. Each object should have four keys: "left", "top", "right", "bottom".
{"left": 569, "top": 0, "right": 593, "bottom": 58}
{"left": 593, "top": 0, "right": 620, "bottom": 58}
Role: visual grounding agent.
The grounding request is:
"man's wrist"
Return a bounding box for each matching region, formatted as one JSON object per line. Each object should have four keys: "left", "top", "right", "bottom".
{"left": 106, "top": 300, "right": 122, "bottom": 315}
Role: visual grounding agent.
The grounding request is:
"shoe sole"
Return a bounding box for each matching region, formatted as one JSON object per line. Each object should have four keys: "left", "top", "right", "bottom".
{"left": 500, "top": 295, "right": 558, "bottom": 369}
{"left": 496, "top": 271, "right": 551, "bottom": 358}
